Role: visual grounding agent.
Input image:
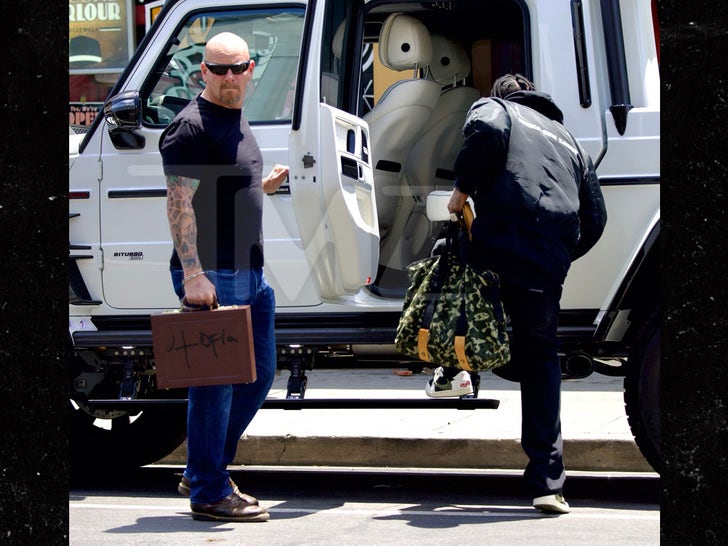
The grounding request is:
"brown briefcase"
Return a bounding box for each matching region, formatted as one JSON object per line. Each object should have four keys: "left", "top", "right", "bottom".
{"left": 151, "top": 305, "right": 256, "bottom": 389}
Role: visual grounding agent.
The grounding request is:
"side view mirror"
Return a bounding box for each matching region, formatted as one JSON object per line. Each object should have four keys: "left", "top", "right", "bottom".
{"left": 104, "top": 90, "right": 145, "bottom": 149}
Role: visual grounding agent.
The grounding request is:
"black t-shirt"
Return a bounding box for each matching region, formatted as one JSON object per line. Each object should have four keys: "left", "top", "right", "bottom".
{"left": 159, "top": 96, "right": 264, "bottom": 270}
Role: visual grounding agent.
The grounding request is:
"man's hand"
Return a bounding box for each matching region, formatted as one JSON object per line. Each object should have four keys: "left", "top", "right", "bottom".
{"left": 182, "top": 273, "right": 217, "bottom": 307}
{"left": 263, "top": 164, "right": 290, "bottom": 194}
{"left": 448, "top": 188, "right": 469, "bottom": 214}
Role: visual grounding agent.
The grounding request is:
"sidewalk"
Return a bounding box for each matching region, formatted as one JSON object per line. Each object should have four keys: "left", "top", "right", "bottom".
{"left": 157, "top": 367, "right": 655, "bottom": 473}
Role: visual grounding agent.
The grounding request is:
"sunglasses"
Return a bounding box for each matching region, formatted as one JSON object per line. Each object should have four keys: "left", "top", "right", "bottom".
{"left": 204, "top": 60, "right": 250, "bottom": 75}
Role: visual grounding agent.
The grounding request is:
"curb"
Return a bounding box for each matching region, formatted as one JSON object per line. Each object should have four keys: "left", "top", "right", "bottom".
{"left": 158, "top": 435, "right": 653, "bottom": 473}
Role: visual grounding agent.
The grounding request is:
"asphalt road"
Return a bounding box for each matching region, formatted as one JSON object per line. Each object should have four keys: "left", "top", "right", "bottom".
{"left": 69, "top": 466, "right": 660, "bottom": 545}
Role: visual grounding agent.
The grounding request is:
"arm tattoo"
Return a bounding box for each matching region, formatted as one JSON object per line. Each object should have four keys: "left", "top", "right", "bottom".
{"left": 166, "top": 175, "right": 202, "bottom": 271}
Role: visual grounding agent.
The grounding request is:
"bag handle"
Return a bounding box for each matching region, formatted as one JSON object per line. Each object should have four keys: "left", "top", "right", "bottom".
{"left": 449, "top": 202, "right": 474, "bottom": 239}
{"left": 462, "top": 201, "right": 474, "bottom": 240}
{"left": 181, "top": 295, "right": 219, "bottom": 312}
{"left": 437, "top": 214, "right": 463, "bottom": 285}
{"left": 444, "top": 217, "right": 460, "bottom": 252}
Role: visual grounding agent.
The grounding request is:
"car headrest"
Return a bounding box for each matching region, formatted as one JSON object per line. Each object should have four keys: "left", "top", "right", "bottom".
{"left": 429, "top": 35, "right": 471, "bottom": 86}
{"left": 332, "top": 21, "right": 345, "bottom": 60}
{"left": 378, "top": 13, "right": 433, "bottom": 71}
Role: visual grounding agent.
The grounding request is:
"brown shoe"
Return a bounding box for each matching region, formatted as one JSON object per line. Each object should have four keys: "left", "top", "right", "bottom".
{"left": 191, "top": 492, "right": 269, "bottom": 522}
{"left": 178, "top": 475, "right": 259, "bottom": 505}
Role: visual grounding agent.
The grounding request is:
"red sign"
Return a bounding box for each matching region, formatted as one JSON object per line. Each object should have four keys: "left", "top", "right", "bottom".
{"left": 69, "top": 102, "right": 103, "bottom": 127}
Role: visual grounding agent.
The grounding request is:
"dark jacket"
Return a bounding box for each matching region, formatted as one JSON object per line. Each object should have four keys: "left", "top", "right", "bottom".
{"left": 453, "top": 91, "right": 607, "bottom": 289}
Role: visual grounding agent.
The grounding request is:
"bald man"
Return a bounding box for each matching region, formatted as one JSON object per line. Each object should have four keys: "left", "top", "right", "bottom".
{"left": 160, "top": 32, "right": 288, "bottom": 522}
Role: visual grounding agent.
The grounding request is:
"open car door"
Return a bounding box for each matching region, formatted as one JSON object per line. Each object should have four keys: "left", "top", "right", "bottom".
{"left": 288, "top": 1, "right": 379, "bottom": 300}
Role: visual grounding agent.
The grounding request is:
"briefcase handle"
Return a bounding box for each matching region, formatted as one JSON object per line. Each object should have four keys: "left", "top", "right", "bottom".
{"left": 181, "top": 295, "right": 220, "bottom": 312}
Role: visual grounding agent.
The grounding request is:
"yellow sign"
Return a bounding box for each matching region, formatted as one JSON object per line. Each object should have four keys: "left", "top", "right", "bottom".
{"left": 145, "top": 1, "right": 165, "bottom": 32}
{"left": 69, "top": 0, "right": 134, "bottom": 74}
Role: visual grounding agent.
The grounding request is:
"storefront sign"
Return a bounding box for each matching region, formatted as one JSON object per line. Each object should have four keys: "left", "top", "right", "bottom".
{"left": 69, "top": 102, "right": 103, "bottom": 127}
{"left": 69, "top": 0, "right": 134, "bottom": 74}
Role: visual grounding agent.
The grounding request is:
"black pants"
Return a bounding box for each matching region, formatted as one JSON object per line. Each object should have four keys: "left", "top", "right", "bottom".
{"left": 498, "top": 281, "right": 566, "bottom": 497}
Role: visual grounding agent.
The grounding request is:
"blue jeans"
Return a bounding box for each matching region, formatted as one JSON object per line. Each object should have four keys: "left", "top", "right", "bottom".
{"left": 171, "top": 268, "right": 276, "bottom": 503}
{"left": 499, "top": 282, "right": 566, "bottom": 498}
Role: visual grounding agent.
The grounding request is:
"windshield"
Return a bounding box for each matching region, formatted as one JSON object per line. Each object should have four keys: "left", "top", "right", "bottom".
{"left": 141, "top": 9, "right": 305, "bottom": 126}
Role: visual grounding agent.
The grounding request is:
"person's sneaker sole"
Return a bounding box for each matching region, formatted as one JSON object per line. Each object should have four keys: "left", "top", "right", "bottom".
{"left": 425, "top": 379, "right": 473, "bottom": 398}
{"left": 533, "top": 494, "right": 570, "bottom": 514}
{"left": 425, "top": 385, "right": 474, "bottom": 397}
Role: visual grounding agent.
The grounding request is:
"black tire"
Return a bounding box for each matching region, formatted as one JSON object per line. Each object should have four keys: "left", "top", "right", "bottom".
{"left": 70, "top": 401, "right": 187, "bottom": 475}
{"left": 624, "top": 312, "right": 661, "bottom": 474}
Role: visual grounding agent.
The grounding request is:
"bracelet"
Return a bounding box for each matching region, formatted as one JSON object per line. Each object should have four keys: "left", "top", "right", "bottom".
{"left": 182, "top": 271, "right": 207, "bottom": 285}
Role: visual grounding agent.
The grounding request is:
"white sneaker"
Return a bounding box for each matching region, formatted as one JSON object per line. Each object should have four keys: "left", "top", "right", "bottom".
{"left": 425, "top": 367, "right": 473, "bottom": 398}
{"left": 533, "top": 493, "right": 570, "bottom": 514}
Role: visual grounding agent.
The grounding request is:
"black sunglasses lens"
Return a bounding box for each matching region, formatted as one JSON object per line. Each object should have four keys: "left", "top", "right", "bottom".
{"left": 206, "top": 62, "right": 249, "bottom": 75}
{"left": 232, "top": 62, "right": 249, "bottom": 74}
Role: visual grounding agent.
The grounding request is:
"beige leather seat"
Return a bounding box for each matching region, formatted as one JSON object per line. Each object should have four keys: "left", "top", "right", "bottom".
{"left": 321, "top": 21, "right": 346, "bottom": 105}
{"left": 396, "top": 35, "right": 480, "bottom": 264}
{"left": 407, "top": 35, "right": 480, "bottom": 197}
{"left": 362, "top": 13, "right": 441, "bottom": 249}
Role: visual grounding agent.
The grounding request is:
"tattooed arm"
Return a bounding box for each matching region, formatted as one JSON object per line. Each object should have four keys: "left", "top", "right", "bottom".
{"left": 166, "top": 175, "right": 216, "bottom": 305}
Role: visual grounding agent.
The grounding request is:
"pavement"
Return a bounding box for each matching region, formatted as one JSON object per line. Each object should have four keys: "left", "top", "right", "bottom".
{"left": 157, "top": 366, "right": 656, "bottom": 474}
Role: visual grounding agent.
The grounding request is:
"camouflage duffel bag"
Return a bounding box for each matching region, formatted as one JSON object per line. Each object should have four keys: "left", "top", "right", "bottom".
{"left": 395, "top": 224, "right": 510, "bottom": 372}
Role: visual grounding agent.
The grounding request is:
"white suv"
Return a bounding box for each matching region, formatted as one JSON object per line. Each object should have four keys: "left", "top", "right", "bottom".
{"left": 69, "top": 0, "right": 660, "bottom": 473}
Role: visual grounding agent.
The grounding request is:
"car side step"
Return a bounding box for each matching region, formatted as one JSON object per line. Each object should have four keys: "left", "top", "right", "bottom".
{"left": 83, "top": 398, "right": 500, "bottom": 410}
